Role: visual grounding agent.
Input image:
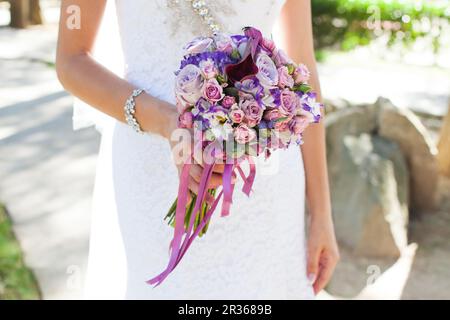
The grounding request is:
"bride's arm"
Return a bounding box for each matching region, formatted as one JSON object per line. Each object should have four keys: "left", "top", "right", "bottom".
{"left": 56, "top": 0, "right": 177, "bottom": 139}
{"left": 274, "top": 0, "right": 339, "bottom": 294}
{"left": 56, "top": 0, "right": 223, "bottom": 196}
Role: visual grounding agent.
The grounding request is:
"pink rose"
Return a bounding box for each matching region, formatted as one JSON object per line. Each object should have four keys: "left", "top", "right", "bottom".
{"left": 221, "top": 95, "right": 236, "bottom": 109}
{"left": 229, "top": 106, "right": 245, "bottom": 124}
{"left": 178, "top": 111, "right": 193, "bottom": 129}
{"left": 199, "top": 59, "right": 218, "bottom": 79}
{"left": 279, "top": 89, "right": 298, "bottom": 118}
{"left": 202, "top": 78, "right": 224, "bottom": 102}
{"left": 294, "top": 64, "right": 310, "bottom": 84}
{"left": 289, "top": 115, "right": 309, "bottom": 135}
{"left": 263, "top": 108, "right": 281, "bottom": 121}
{"left": 175, "top": 64, "right": 205, "bottom": 106}
{"left": 240, "top": 98, "right": 264, "bottom": 127}
{"left": 234, "top": 123, "right": 256, "bottom": 144}
{"left": 277, "top": 66, "right": 294, "bottom": 88}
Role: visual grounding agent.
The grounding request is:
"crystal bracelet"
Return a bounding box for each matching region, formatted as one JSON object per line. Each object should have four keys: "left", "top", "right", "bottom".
{"left": 124, "top": 88, "right": 145, "bottom": 134}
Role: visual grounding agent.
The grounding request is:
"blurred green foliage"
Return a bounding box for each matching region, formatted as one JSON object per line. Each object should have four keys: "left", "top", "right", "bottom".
{"left": 312, "top": 0, "right": 450, "bottom": 52}
{"left": 0, "top": 204, "right": 40, "bottom": 300}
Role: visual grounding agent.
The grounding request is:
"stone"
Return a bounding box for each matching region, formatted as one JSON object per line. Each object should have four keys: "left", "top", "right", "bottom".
{"left": 376, "top": 97, "right": 439, "bottom": 214}
{"left": 325, "top": 97, "right": 438, "bottom": 216}
{"left": 437, "top": 104, "right": 450, "bottom": 177}
{"left": 329, "top": 133, "right": 409, "bottom": 257}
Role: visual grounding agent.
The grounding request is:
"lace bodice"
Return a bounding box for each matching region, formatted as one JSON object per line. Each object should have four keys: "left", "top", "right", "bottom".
{"left": 115, "top": 0, "right": 286, "bottom": 103}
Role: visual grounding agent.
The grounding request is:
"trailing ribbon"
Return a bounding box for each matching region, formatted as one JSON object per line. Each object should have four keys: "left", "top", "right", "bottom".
{"left": 147, "top": 157, "right": 256, "bottom": 286}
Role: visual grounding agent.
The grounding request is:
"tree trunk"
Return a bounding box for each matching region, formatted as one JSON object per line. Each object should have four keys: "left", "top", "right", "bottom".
{"left": 29, "top": 0, "right": 43, "bottom": 25}
{"left": 9, "top": 0, "right": 42, "bottom": 28}
{"left": 437, "top": 104, "right": 450, "bottom": 177}
{"left": 9, "top": 0, "right": 30, "bottom": 28}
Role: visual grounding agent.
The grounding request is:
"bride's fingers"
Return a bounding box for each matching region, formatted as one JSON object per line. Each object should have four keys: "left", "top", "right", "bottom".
{"left": 313, "top": 252, "right": 338, "bottom": 294}
{"left": 187, "top": 177, "right": 214, "bottom": 205}
{"left": 190, "top": 164, "right": 223, "bottom": 188}
{"left": 212, "top": 164, "right": 225, "bottom": 173}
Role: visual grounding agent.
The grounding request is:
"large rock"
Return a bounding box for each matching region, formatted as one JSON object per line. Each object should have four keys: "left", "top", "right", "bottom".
{"left": 330, "top": 134, "right": 409, "bottom": 257}
{"left": 326, "top": 98, "right": 438, "bottom": 216}
{"left": 376, "top": 98, "right": 439, "bottom": 214}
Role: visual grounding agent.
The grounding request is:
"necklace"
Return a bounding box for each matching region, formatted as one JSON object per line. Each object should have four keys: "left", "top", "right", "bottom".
{"left": 183, "top": 0, "right": 221, "bottom": 34}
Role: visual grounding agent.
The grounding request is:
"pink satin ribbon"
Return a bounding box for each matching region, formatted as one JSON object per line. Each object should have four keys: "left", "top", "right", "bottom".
{"left": 147, "top": 156, "right": 256, "bottom": 286}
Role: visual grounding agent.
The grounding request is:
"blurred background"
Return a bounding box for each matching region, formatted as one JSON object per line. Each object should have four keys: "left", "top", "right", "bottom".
{"left": 0, "top": 0, "right": 449, "bottom": 300}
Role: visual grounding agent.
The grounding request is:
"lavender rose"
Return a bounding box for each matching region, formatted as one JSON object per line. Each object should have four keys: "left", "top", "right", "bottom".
{"left": 184, "top": 37, "right": 213, "bottom": 55}
{"left": 175, "top": 64, "right": 205, "bottom": 106}
{"left": 234, "top": 123, "right": 256, "bottom": 144}
{"left": 255, "top": 53, "right": 279, "bottom": 89}
{"left": 202, "top": 78, "right": 225, "bottom": 102}
{"left": 240, "top": 98, "right": 264, "bottom": 127}
{"left": 279, "top": 89, "right": 298, "bottom": 118}
{"left": 277, "top": 66, "right": 294, "bottom": 88}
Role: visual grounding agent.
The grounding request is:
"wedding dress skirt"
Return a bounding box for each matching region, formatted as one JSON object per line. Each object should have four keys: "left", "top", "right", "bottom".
{"left": 84, "top": 0, "right": 314, "bottom": 299}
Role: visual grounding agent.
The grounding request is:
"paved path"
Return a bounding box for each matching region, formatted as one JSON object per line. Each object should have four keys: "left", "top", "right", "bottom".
{"left": 0, "top": 18, "right": 448, "bottom": 299}
{"left": 0, "top": 24, "right": 100, "bottom": 299}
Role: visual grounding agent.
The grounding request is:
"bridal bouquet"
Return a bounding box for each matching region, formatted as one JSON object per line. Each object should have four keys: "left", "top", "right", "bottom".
{"left": 148, "top": 27, "right": 322, "bottom": 286}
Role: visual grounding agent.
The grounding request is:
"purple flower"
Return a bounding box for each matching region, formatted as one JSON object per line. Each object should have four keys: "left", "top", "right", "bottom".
{"left": 240, "top": 98, "right": 264, "bottom": 127}
{"left": 255, "top": 53, "right": 278, "bottom": 89}
{"left": 277, "top": 66, "right": 294, "bottom": 88}
{"left": 202, "top": 78, "right": 225, "bottom": 102}
{"left": 175, "top": 64, "right": 205, "bottom": 106}
{"left": 225, "top": 52, "right": 258, "bottom": 84}
{"left": 299, "top": 92, "right": 323, "bottom": 123}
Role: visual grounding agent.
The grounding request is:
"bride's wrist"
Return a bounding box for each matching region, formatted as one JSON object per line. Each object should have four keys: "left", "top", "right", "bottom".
{"left": 134, "top": 93, "right": 177, "bottom": 139}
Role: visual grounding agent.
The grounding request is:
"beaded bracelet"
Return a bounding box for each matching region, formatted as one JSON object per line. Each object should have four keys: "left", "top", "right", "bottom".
{"left": 124, "top": 88, "right": 145, "bottom": 134}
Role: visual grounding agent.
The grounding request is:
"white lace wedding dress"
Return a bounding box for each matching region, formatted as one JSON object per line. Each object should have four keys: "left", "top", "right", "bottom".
{"left": 83, "top": 0, "right": 314, "bottom": 299}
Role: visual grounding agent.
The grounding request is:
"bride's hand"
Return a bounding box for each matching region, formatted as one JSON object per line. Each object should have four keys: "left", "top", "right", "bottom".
{"left": 307, "top": 212, "right": 340, "bottom": 295}
{"left": 167, "top": 114, "right": 225, "bottom": 203}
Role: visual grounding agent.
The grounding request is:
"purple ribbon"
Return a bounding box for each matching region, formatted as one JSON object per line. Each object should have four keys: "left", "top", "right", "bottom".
{"left": 147, "top": 157, "right": 256, "bottom": 286}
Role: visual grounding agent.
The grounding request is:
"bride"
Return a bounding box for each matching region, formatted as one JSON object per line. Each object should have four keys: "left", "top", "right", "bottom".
{"left": 56, "top": 0, "right": 339, "bottom": 299}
